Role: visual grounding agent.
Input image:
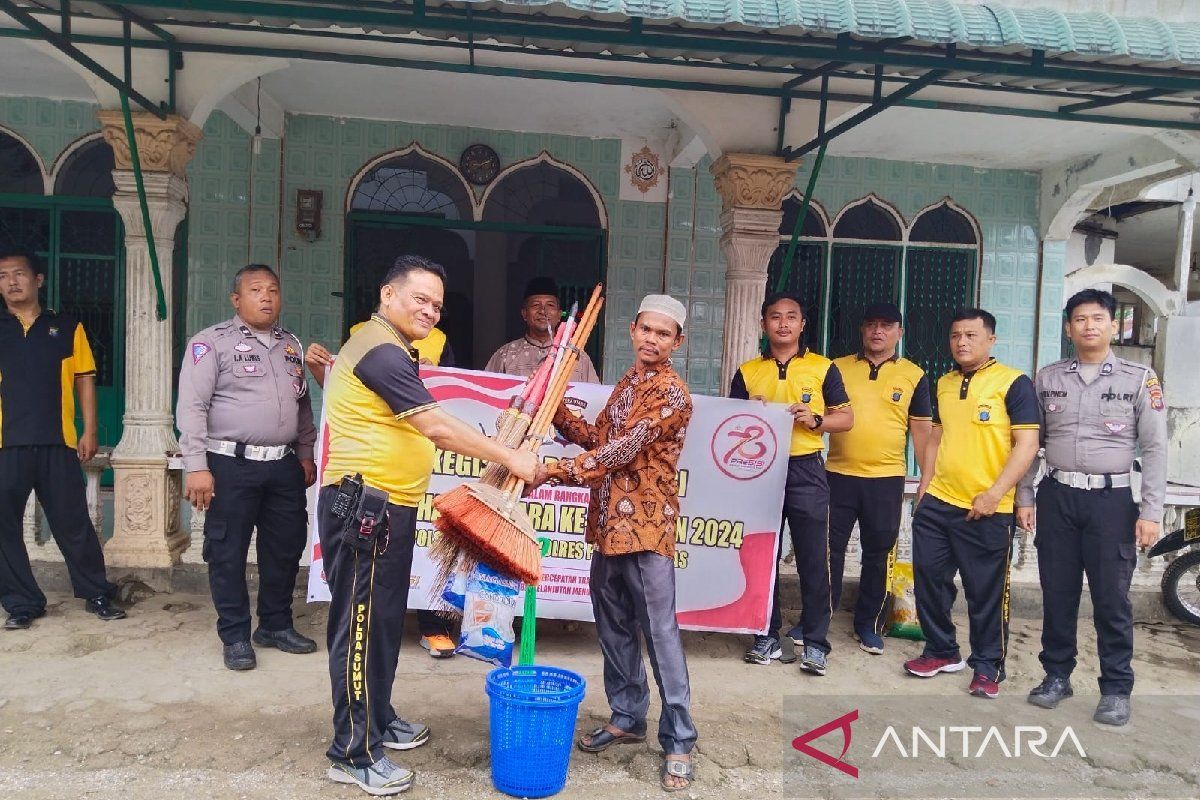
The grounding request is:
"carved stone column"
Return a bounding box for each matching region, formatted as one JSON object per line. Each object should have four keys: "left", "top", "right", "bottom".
{"left": 97, "top": 111, "right": 201, "bottom": 578}
{"left": 710, "top": 154, "right": 800, "bottom": 391}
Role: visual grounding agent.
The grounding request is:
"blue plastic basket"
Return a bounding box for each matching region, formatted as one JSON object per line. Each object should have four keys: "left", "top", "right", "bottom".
{"left": 486, "top": 665, "right": 587, "bottom": 798}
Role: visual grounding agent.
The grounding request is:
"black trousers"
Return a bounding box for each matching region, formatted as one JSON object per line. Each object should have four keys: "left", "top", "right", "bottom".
{"left": 828, "top": 472, "right": 906, "bottom": 635}
{"left": 912, "top": 494, "right": 1014, "bottom": 682}
{"left": 0, "top": 445, "right": 115, "bottom": 614}
{"left": 201, "top": 452, "right": 308, "bottom": 645}
{"left": 319, "top": 484, "right": 417, "bottom": 768}
{"left": 1035, "top": 479, "right": 1139, "bottom": 696}
{"left": 767, "top": 454, "right": 832, "bottom": 654}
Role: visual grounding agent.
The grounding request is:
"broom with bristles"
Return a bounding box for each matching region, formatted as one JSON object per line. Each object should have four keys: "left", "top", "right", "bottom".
{"left": 431, "top": 284, "right": 604, "bottom": 586}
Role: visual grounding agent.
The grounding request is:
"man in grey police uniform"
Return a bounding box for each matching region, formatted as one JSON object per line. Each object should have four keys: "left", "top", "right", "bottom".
{"left": 1016, "top": 288, "right": 1167, "bottom": 726}
{"left": 177, "top": 264, "right": 319, "bottom": 671}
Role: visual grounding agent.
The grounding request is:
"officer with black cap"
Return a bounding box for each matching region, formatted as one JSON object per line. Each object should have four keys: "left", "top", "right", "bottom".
{"left": 826, "top": 302, "right": 933, "bottom": 655}
{"left": 1017, "top": 288, "right": 1167, "bottom": 726}
{"left": 484, "top": 276, "right": 599, "bottom": 381}
{"left": 176, "top": 264, "right": 318, "bottom": 670}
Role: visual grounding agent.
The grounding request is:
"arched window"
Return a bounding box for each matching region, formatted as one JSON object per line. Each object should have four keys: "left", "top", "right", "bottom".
{"left": 482, "top": 158, "right": 605, "bottom": 371}
{"left": 905, "top": 200, "right": 981, "bottom": 380}
{"left": 482, "top": 161, "right": 602, "bottom": 228}
{"left": 827, "top": 197, "right": 904, "bottom": 358}
{"left": 54, "top": 138, "right": 116, "bottom": 198}
{"left": 768, "top": 194, "right": 828, "bottom": 346}
{"left": 349, "top": 149, "right": 473, "bottom": 221}
{"left": 0, "top": 130, "right": 43, "bottom": 195}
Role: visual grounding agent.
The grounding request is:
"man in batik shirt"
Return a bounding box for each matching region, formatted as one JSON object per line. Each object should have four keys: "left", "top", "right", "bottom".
{"left": 532, "top": 294, "right": 695, "bottom": 792}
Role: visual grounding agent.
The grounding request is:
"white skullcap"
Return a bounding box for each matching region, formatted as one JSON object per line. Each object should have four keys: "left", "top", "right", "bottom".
{"left": 637, "top": 294, "right": 687, "bottom": 329}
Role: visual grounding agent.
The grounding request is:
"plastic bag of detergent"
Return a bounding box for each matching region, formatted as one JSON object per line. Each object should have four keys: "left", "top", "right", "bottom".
{"left": 440, "top": 566, "right": 468, "bottom": 613}
{"left": 456, "top": 562, "right": 521, "bottom": 667}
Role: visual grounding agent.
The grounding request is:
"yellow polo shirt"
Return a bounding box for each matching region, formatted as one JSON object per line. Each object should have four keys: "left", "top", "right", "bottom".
{"left": 323, "top": 315, "right": 439, "bottom": 506}
{"left": 730, "top": 349, "right": 850, "bottom": 457}
{"left": 927, "top": 358, "right": 1039, "bottom": 513}
{"left": 827, "top": 353, "right": 931, "bottom": 478}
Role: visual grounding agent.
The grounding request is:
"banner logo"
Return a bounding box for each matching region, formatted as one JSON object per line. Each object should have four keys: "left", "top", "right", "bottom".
{"left": 711, "top": 413, "right": 778, "bottom": 481}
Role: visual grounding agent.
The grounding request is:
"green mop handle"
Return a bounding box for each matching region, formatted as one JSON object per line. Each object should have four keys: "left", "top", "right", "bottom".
{"left": 518, "top": 538, "right": 551, "bottom": 666}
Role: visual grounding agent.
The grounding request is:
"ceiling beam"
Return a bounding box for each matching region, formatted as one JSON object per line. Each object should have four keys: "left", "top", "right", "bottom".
{"left": 1059, "top": 88, "right": 1173, "bottom": 113}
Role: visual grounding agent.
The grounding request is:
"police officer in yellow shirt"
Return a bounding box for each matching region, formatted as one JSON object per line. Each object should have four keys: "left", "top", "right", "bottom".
{"left": 904, "top": 308, "right": 1040, "bottom": 700}
{"left": 317, "top": 256, "right": 537, "bottom": 795}
{"left": 730, "top": 292, "right": 853, "bottom": 676}
{"left": 826, "top": 302, "right": 933, "bottom": 655}
{"left": 305, "top": 322, "right": 459, "bottom": 658}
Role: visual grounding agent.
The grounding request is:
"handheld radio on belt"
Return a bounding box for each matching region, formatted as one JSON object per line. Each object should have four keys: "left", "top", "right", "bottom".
{"left": 331, "top": 472, "right": 390, "bottom": 551}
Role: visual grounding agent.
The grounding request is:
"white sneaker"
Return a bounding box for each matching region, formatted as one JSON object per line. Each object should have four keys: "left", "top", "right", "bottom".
{"left": 327, "top": 756, "right": 415, "bottom": 795}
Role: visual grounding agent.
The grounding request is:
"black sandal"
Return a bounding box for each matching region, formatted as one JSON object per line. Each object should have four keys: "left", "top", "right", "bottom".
{"left": 660, "top": 756, "right": 694, "bottom": 792}
{"left": 577, "top": 725, "right": 646, "bottom": 753}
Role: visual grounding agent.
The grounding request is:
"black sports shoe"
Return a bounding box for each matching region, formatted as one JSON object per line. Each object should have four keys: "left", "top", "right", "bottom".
{"left": 1027, "top": 675, "right": 1073, "bottom": 709}
{"left": 85, "top": 596, "right": 127, "bottom": 621}
{"left": 4, "top": 610, "right": 43, "bottom": 630}
{"left": 223, "top": 640, "right": 257, "bottom": 671}
{"left": 252, "top": 626, "right": 317, "bottom": 654}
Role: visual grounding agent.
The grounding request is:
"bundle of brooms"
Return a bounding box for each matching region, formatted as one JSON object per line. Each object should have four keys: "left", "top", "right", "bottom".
{"left": 431, "top": 284, "right": 604, "bottom": 588}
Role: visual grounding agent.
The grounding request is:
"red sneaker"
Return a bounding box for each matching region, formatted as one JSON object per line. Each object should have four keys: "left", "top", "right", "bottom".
{"left": 903, "top": 654, "right": 967, "bottom": 678}
{"left": 968, "top": 673, "right": 1000, "bottom": 699}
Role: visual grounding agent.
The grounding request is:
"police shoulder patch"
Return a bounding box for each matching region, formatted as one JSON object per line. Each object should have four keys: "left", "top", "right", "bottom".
{"left": 191, "top": 342, "right": 212, "bottom": 364}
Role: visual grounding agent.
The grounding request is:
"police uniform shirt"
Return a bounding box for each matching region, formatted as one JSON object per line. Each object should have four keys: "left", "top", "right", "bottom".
{"left": 176, "top": 316, "right": 316, "bottom": 472}
{"left": 323, "top": 314, "right": 439, "bottom": 507}
{"left": 1015, "top": 354, "right": 1167, "bottom": 523}
{"left": 827, "top": 353, "right": 932, "bottom": 478}
{"left": 730, "top": 348, "right": 851, "bottom": 457}
{"left": 927, "top": 358, "right": 1039, "bottom": 513}
{"left": 0, "top": 309, "right": 95, "bottom": 449}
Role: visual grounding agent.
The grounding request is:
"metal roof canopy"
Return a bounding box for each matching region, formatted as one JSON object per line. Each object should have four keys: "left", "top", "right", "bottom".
{"left": 3, "top": 0, "right": 1200, "bottom": 158}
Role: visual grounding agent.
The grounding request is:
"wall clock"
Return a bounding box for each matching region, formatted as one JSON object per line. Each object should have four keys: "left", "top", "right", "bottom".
{"left": 460, "top": 143, "right": 501, "bottom": 186}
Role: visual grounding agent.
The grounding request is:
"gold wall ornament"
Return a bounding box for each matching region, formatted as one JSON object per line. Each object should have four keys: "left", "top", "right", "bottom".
{"left": 624, "top": 145, "right": 662, "bottom": 194}
{"left": 710, "top": 153, "right": 800, "bottom": 212}
{"left": 96, "top": 110, "right": 202, "bottom": 179}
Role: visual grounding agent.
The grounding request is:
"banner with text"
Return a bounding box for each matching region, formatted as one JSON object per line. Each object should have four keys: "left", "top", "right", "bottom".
{"left": 307, "top": 368, "right": 792, "bottom": 634}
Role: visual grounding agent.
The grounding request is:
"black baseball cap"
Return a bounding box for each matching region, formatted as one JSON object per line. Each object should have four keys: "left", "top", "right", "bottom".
{"left": 861, "top": 301, "right": 903, "bottom": 325}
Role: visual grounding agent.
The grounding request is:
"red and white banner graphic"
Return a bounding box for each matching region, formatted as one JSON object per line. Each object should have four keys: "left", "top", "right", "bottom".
{"left": 307, "top": 368, "right": 793, "bottom": 634}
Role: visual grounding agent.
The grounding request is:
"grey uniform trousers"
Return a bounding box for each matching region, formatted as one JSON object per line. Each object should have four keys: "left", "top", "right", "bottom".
{"left": 591, "top": 550, "right": 697, "bottom": 755}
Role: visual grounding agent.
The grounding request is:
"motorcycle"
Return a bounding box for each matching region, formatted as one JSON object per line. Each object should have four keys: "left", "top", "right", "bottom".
{"left": 1147, "top": 508, "right": 1200, "bottom": 626}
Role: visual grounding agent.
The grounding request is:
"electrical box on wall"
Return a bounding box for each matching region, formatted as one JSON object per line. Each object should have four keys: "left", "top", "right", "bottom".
{"left": 296, "top": 189, "right": 323, "bottom": 241}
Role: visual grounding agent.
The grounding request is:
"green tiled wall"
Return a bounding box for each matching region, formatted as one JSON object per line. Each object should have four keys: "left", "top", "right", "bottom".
{"left": 665, "top": 157, "right": 727, "bottom": 397}
{"left": 1037, "top": 239, "right": 1068, "bottom": 368}
{"left": 185, "top": 111, "right": 282, "bottom": 334}
{"left": 0, "top": 97, "right": 99, "bottom": 173}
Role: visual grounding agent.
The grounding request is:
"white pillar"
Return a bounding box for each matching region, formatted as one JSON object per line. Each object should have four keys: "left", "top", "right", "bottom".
{"left": 97, "top": 111, "right": 201, "bottom": 576}
{"left": 710, "top": 154, "right": 800, "bottom": 390}
{"left": 1173, "top": 190, "right": 1196, "bottom": 301}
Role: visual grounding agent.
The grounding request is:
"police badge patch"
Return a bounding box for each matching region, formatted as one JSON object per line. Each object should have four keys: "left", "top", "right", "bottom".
{"left": 192, "top": 342, "right": 211, "bottom": 363}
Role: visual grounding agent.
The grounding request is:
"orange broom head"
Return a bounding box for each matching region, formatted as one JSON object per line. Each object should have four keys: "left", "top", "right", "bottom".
{"left": 444, "top": 483, "right": 542, "bottom": 585}
{"left": 433, "top": 484, "right": 477, "bottom": 530}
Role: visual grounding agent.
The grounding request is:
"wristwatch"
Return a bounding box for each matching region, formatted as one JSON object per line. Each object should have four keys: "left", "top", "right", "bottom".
{"left": 809, "top": 413, "right": 823, "bottom": 431}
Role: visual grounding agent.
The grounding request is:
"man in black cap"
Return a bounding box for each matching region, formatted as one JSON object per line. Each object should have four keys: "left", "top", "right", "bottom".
{"left": 483, "top": 277, "right": 599, "bottom": 382}
{"left": 825, "top": 302, "right": 933, "bottom": 654}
